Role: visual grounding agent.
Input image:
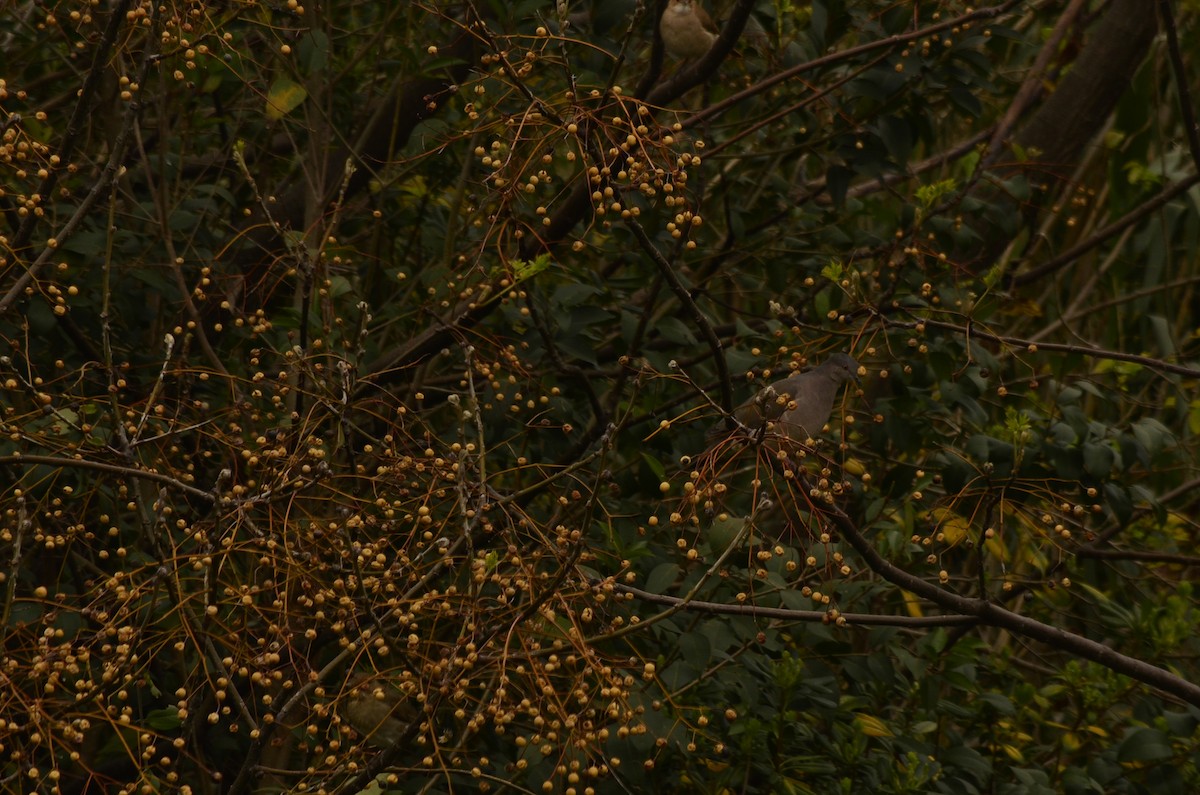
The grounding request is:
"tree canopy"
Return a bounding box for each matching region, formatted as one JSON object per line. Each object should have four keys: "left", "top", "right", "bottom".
{"left": 3, "top": 1, "right": 1200, "bottom": 793}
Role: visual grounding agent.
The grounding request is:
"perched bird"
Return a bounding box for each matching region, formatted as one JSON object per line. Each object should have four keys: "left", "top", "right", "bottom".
{"left": 340, "top": 673, "right": 416, "bottom": 748}
{"left": 659, "top": 0, "right": 719, "bottom": 61}
{"left": 712, "top": 353, "right": 861, "bottom": 444}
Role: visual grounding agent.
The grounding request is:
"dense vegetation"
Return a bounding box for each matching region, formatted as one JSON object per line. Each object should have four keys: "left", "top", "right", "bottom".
{"left": 3, "top": 1, "right": 1200, "bottom": 793}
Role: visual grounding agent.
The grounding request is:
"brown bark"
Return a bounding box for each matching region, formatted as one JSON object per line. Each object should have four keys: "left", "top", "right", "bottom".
{"left": 1015, "top": 0, "right": 1159, "bottom": 170}
{"left": 964, "top": 0, "right": 1159, "bottom": 275}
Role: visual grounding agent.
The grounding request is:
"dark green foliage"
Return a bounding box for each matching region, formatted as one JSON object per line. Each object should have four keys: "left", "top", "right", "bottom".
{"left": 2, "top": 1, "right": 1199, "bottom": 793}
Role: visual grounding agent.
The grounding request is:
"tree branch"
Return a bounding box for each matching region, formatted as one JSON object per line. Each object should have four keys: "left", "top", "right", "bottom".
{"left": 678, "top": 1, "right": 1022, "bottom": 131}
{"left": 1156, "top": 0, "right": 1200, "bottom": 174}
{"left": 625, "top": 216, "right": 733, "bottom": 414}
{"left": 0, "top": 454, "right": 216, "bottom": 504}
{"left": 887, "top": 316, "right": 1200, "bottom": 378}
{"left": 826, "top": 504, "right": 1200, "bottom": 706}
{"left": 1010, "top": 173, "right": 1200, "bottom": 288}
{"left": 611, "top": 582, "right": 978, "bottom": 627}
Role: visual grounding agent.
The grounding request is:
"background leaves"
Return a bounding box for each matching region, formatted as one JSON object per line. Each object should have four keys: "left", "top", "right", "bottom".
{"left": 2, "top": 1, "right": 1200, "bottom": 793}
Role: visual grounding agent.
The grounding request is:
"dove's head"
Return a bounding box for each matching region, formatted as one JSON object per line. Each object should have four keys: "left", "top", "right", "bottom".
{"left": 824, "top": 353, "right": 861, "bottom": 385}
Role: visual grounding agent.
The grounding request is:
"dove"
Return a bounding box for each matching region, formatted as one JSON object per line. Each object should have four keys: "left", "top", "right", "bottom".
{"left": 712, "top": 353, "right": 861, "bottom": 444}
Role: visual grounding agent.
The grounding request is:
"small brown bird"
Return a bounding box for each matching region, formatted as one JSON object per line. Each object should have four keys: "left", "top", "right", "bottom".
{"left": 659, "top": 0, "right": 719, "bottom": 60}
{"left": 340, "top": 673, "right": 416, "bottom": 748}
{"left": 712, "top": 353, "right": 861, "bottom": 444}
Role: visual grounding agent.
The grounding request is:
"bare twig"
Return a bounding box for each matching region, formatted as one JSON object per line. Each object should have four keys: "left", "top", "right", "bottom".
{"left": 625, "top": 215, "right": 733, "bottom": 414}
{"left": 609, "top": 582, "right": 978, "bottom": 627}
{"left": 0, "top": 453, "right": 216, "bottom": 503}
{"left": 1073, "top": 548, "right": 1200, "bottom": 566}
{"left": 888, "top": 315, "right": 1200, "bottom": 378}
{"left": 587, "top": 497, "right": 771, "bottom": 644}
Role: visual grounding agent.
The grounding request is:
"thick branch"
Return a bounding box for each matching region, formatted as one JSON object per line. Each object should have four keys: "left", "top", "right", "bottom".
{"left": 1015, "top": 0, "right": 1159, "bottom": 169}
{"left": 827, "top": 505, "right": 1200, "bottom": 706}
{"left": 643, "top": 0, "right": 761, "bottom": 106}
{"left": 959, "top": 0, "right": 1160, "bottom": 275}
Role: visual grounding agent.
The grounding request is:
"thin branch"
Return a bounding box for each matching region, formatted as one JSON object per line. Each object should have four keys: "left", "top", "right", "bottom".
{"left": 740, "top": 128, "right": 993, "bottom": 242}
{"left": 947, "top": 475, "right": 1200, "bottom": 649}
{"left": 701, "top": 52, "right": 890, "bottom": 159}
{"left": 625, "top": 215, "right": 734, "bottom": 414}
{"left": 0, "top": 454, "right": 216, "bottom": 503}
{"left": 1050, "top": 274, "right": 1200, "bottom": 329}
{"left": 0, "top": 3, "right": 153, "bottom": 315}
{"left": 490, "top": 428, "right": 618, "bottom": 509}
{"left": 676, "top": 1, "right": 1022, "bottom": 130}
{"left": 1074, "top": 548, "right": 1200, "bottom": 566}
{"left": 228, "top": 645, "right": 359, "bottom": 795}
{"left": 358, "top": 3, "right": 1020, "bottom": 385}
{"left": 888, "top": 315, "right": 1200, "bottom": 378}
{"left": 1157, "top": 0, "right": 1200, "bottom": 173}
{"left": 587, "top": 500, "right": 765, "bottom": 645}
{"left": 610, "top": 582, "right": 978, "bottom": 627}
{"left": 133, "top": 114, "right": 234, "bottom": 385}
{"left": 462, "top": 2, "right": 565, "bottom": 128}
{"left": 2, "top": 0, "right": 136, "bottom": 261}
{"left": 1010, "top": 172, "right": 1200, "bottom": 287}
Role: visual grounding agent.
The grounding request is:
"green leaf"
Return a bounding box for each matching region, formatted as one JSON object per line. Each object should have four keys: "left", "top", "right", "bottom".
{"left": 6, "top": 600, "right": 44, "bottom": 626}
{"left": 1149, "top": 315, "right": 1177, "bottom": 358}
{"left": 1116, "top": 727, "right": 1174, "bottom": 763}
{"left": 1082, "top": 442, "right": 1115, "bottom": 479}
{"left": 821, "top": 258, "right": 846, "bottom": 282}
{"left": 513, "top": 254, "right": 552, "bottom": 282}
{"left": 656, "top": 316, "right": 697, "bottom": 346}
{"left": 915, "top": 178, "right": 957, "bottom": 208}
{"left": 1163, "top": 710, "right": 1199, "bottom": 737}
{"left": 708, "top": 514, "right": 746, "bottom": 552}
{"left": 644, "top": 563, "right": 681, "bottom": 594}
{"left": 911, "top": 720, "right": 939, "bottom": 735}
{"left": 554, "top": 283, "right": 600, "bottom": 306}
{"left": 826, "top": 164, "right": 852, "bottom": 207}
{"left": 939, "top": 745, "right": 992, "bottom": 778}
{"left": 299, "top": 29, "right": 330, "bottom": 74}
{"left": 1131, "top": 417, "right": 1173, "bottom": 459}
{"left": 266, "top": 76, "right": 308, "bottom": 120}
{"left": 145, "top": 707, "right": 183, "bottom": 731}
{"left": 639, "top": 452, "right": 666, "bottom": 482}
{"left": 678, "top": 629, "right": 712, "bottom": 667}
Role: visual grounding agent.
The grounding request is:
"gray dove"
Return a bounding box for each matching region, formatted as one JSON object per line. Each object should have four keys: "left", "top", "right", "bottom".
{"left": 712, "top": 353, "right": 860, "bottom": 443}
